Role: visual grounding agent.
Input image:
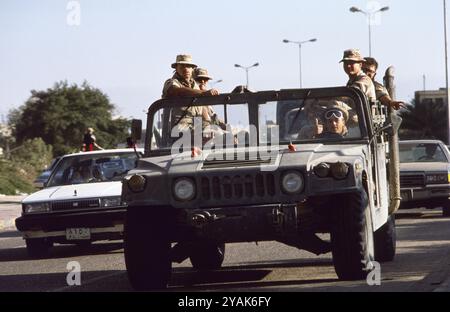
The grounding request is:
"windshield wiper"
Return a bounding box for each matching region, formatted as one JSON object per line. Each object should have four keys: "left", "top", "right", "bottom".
{"left": 287, "top": 90, "right": 312, "bottom": 135}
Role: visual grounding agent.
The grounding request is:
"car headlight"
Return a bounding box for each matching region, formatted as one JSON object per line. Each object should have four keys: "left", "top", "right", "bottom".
{"left": 313, "top": 163, "right": 330, "bottom": 178}
{"left": 101, "top": 197, "right": 123, "bottom": 207}
{"left": 127, "top": 174, "right": 146, "bottom": 192}
{"left": 330, "top": 162, "right": 350, "bottom": 180}
{"left": 426, "top": 173, "right": 448, "bottom": 184}
{"left": 23, "top": 202, "right": 51, "bottom": 214}
{"left": 281, "top": 171, "right": 304, "bottom": 194}
{"left": 173, "top": 178, "right": 196, "bottom": 201}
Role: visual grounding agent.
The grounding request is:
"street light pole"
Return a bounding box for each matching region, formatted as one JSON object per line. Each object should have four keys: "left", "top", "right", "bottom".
{"left": 234, "top": 63, "right": 259, "bottom": 89}
{"left": 349, "top": 5, "right": 389, "bottom": 56}
{"left": 283, "top": 38, "right": 317, "bottom": 88}
{"left": 444, "top": 0, "right": 450, "bottom": 144}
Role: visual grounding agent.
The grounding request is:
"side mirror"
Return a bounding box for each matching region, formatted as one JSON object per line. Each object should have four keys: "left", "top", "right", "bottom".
{"left": 131, "top": 119, "right": 142, "bottom": 141}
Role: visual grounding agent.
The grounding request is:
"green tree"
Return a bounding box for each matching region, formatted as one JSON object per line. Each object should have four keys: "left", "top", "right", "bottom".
{"left": 10, "top": 137, "right": 53, "bottom": 176}
{"left": 9, "top": 81, "right": 130, "bottom": 156}
{"left": 399, "top": 99, "right": 448, "bottom": 143}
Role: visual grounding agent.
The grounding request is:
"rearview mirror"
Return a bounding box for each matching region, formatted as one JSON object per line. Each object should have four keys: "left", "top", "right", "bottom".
{"left": 131, "top": 119, "right": 142, "bottom": 141}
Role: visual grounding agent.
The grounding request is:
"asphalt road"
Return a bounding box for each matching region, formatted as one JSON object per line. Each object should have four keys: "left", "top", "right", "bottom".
{"left": 1, "top": 208, "right": 450, "bottom": 292}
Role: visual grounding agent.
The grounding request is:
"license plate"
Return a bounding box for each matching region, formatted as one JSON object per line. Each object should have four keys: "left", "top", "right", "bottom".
{"left": 66, "top": 228, "right": 91, "bottom": 240}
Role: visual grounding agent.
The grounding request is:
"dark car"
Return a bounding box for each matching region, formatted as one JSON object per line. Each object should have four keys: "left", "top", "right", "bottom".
{"left": 399, "top": 140, "right": 450, "bottom": 216}
{"left": 33, "top": 157, "right": 61, "bottom": 188}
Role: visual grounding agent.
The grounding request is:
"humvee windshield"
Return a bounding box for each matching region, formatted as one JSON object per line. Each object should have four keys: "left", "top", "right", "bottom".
{"left": 148, "top": 93, "right": 366, "bottom": 152}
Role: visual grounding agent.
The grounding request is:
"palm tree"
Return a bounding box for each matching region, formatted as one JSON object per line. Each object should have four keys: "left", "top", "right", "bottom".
{"left": 399, "top": 99, "right": 448, "bottom": 143}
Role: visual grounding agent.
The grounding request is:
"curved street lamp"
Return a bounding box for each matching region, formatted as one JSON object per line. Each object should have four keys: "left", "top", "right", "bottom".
{"left": 234, "top": 63, "right": 259, "bottom": 88}
{"left": 283, "top": 38, "right": 317, "bottom": 88}
{"left": 349, "top": 5, "right": 389, "bottom": 56}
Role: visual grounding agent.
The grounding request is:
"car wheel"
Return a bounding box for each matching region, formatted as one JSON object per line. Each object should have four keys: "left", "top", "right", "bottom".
{"left": 25, "top": 238, "right": 50, "bottom": 258}
{"left": 190, "top": 242, "right": 225, "bottom": 270}
{"left": 331, "top": 190, "right": 375, "bottom": 280}
{"left": 124, "top": 207, "right": 172, "bottom": 290}
{"left": 374, "top": 214, "right": 396, "bottom": 262}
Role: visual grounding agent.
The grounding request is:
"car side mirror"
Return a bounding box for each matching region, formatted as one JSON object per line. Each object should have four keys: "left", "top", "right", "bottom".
{"left": 131, "top": 119, "right": 142, "bottom": 141}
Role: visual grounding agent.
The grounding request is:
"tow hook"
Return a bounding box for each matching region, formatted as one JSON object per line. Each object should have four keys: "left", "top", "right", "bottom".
{"left": 190, "top": 211, "right": 221, "bottom": 227}
{"left": 272, "top": 207, "right": 284, "bottom": 225}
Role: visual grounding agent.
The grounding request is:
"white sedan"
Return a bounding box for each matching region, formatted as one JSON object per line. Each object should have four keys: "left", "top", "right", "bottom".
{"left": 15, "top": 148, "right": 143, "bottom": 257}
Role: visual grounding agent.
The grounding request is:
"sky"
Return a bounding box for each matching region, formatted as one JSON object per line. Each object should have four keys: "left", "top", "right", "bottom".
{"left": 0, "top": 0, "right": 448, "bottom": 123}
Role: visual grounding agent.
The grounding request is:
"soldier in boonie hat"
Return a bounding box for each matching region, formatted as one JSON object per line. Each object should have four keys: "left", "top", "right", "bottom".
{"left": 193, "top": 68, "right": 213, "bottom": 91}
{"left": 340, "top": 49, "right": 376, "bottom": 103}
{"left": 339, "top": 49, "right": 366, "bottom": 63}
{"left": 171, "top": 54, "right": 198, "bottom": 69}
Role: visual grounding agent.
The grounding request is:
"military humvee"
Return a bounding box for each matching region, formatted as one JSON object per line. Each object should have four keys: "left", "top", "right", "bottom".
{"left": 123, "top": 86, "right": 399, "bottom": 290}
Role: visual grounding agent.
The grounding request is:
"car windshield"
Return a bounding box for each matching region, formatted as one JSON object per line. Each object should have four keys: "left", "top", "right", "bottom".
{"left": 149, "top": 95, "right": 364, "bottom": 152}
{"left": 47, "top": 152, "right": 139, "bottom": 187}
{"left": 399, "top": 143, "right": 448, "bottom": 163}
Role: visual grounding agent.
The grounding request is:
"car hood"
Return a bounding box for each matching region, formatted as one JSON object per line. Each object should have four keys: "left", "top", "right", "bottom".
{"left": 23, "top": 181, "right": 122, "bottom": 203}
{"left": 137, "top": 144, "right": 366, "bottom": 175}
{"left": 400, "top": 162, "right": 449, "bottom": 173}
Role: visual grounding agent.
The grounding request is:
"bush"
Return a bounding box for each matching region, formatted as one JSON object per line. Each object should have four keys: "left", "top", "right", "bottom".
{"left": 0, "top": 160, "right": 35, "bottom": 195}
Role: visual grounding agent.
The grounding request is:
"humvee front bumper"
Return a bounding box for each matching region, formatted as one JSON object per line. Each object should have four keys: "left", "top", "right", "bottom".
{"left": 173, "top": 203, "right": 300, "bottom": 243}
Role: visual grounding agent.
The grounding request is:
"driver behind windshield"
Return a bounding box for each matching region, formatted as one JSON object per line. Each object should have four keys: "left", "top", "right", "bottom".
{"left": 298, "top": 101, "right": 350, "bottom": 139}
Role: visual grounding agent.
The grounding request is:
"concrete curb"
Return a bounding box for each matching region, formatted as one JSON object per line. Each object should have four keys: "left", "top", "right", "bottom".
{"left": 0, "top": 218, "right": 17, "bottom": 231}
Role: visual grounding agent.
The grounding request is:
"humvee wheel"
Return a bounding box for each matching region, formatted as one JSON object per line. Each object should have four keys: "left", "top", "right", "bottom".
{"left": 374, "top": 214, "right": 396, "bottom": 262}
{"left": 190, "top": 242, "right": 225, "bottom": 270}
{"left": 124, "top": 207, "right": 171, "bottom": 290}
{"left": 25, "top": 238, "right": 50, "bottom": 258}
{"left": 331, "top": 190, "right": 374, "bottom": 280}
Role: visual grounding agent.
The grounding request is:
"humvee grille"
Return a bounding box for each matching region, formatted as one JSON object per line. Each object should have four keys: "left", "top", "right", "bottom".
{"left": 200, "top": 173, "right": 276, "bottom": 200}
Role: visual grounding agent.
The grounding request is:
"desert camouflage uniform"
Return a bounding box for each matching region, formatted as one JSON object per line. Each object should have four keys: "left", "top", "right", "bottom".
{"left": 373, "top": 80, "right": 390, "bottom": 100}
{"left": 346, "top": 72, "right": 376, "bottom": 103}
{"left": 162, "top": 73, "right": 204, "bottom": 130}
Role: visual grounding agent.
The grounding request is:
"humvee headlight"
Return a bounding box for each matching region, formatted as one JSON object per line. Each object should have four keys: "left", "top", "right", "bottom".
{"left": 281, "top": 172, "right": 304, "bottom": 194}
{"left": 313, "top": 163, "right": 330, "bottom": 178}
{"left": 330, "top": 162, "right": 349, "bottom": 180}
{"left": 127, "top": 174, "right": 146, "bottom": 192}
{"left": 173, "top": 178, "right": 196, "bottom": 201}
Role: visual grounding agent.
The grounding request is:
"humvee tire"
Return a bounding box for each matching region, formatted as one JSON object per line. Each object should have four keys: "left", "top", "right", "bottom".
{"left": 374, "top": 214, "right": 396, "bottom": 262}
{"left": 331, "top": 190, "right": 374, "bottom": 280}
{"left": 190, "top": 242, "right": 225, "bottom": 270}
{"left": 124, "top": 207, "right": 171, "bottom": 290}
{"left": 25, "top": 238, "right": 50, "bottom": 258}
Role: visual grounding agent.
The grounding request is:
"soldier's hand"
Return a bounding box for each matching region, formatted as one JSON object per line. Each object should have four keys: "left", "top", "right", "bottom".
{"left": 205, "top": 89, "right": 219, "bottom": 96}
{"left": 390, "top": 100, "right": 406, "bottom": 110}
{"left": 314, "top": 118, "right": 323, "bottom": 135}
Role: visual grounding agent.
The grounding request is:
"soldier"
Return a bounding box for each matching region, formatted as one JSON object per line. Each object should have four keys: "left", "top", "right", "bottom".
{"left": 162, "top": 54, "right": 219, "bottom": 98}
{"left": 363, "top": 57, "right": 405, "bottom": 110}
{"left": 340, "top": 49, "right": 376, "bottom": 103}
{"left": 162, "top": 55, "right": 218, "bottom": 131}
{"left": 194, "top": 67, "right": 227, "bottom": 130}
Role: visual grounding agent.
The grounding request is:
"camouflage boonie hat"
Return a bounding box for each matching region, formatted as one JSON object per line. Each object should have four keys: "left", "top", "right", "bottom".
{"left": 194, "top": 68, "right": 213, "bottom": 80}
{"left": 339, "top": 49, "right": 366, "bottom": 63}
{"left": 171, "top": 54, "right": 197, "bottom": 69}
